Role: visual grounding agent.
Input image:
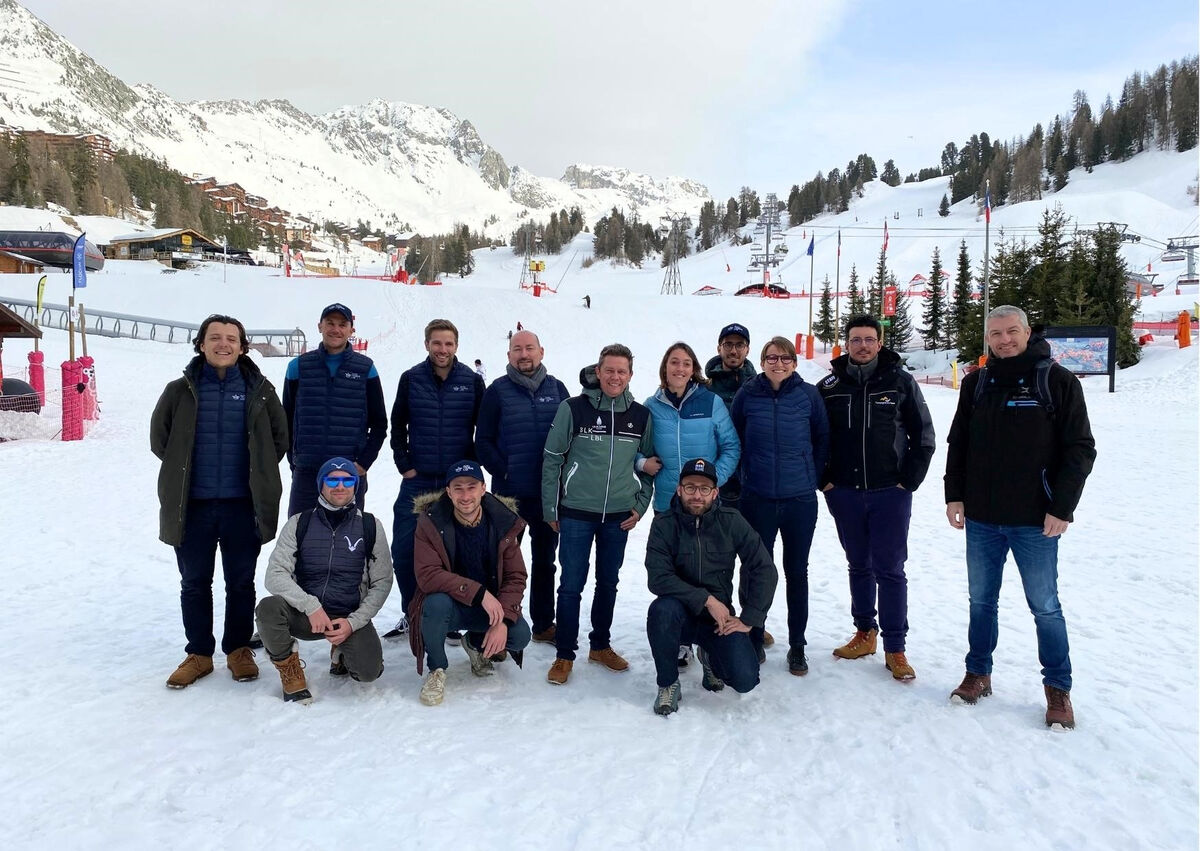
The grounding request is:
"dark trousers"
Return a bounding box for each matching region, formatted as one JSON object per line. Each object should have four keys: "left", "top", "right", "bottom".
{"left": 740, "top": 492, "right": 818, "bottom": 648}
{"left": 254, "top": 595, "right": 384, "bottom": 682}
{"left": 420, "top": 592, "right": 532, "bottom": 671}
{"left": 289, "top": 466, "right": 369, "bottom": 517}
{"left": 719, "top": 474, "right": 744, "bottom": 515}
{"left": 506, "top": 493, "right": 559, "bottom": 633}
{"left": 824, "top": 486, "right": 913, "bottom": 652}
{"left": 646, "top": 597, "right": 760, "bottom": 692}
{"left": 391, "top": 473, "right": 442, "bottom": 612}
{"left": 555, "top": 515, "right": 629, "bottom": 661}
{"left": 174, "top": 497, "right": 261, "bottom": 656}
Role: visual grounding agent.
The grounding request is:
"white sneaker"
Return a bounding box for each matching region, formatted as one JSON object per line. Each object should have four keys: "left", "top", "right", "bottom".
{"left": 419, "top": 668, "right": 446, "bottom": 706}
{"left": 677, "top": 645, "right": 693, "bottom": 668}
{"left": 462, "top": 635, "right": 495, "bottom": 677}
{"left": 383, "top": 615, "right": 409, "bottom": 639}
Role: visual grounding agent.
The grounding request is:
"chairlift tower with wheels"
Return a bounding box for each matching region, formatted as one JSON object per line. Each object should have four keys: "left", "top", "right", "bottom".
{"left": 660, "top": 211, "right": 687, "bottom": 295}
{"left": 746, "top": 193, "right": 787, "bottom": 295}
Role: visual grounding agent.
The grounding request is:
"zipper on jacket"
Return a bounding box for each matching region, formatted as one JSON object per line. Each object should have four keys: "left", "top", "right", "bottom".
{"left": 601, "top": 397, "right": 615, "bottom": 516}
{"left": 860, "top": 383, "right": 870, "bottom": 490}
{"left": 694, "top": 514, "right": 703, "bottom": 584}
{"left": 320, "top": 512, "right": 341, "bottom": 606}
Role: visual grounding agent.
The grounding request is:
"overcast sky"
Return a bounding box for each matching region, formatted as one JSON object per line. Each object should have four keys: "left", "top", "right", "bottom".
{"left": 19, "top": 0, "right": 1199, "bottom": 198}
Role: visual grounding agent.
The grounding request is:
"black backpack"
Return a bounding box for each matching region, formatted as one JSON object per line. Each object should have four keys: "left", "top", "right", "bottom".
{"left": 295, "top": 508, "right": 377, "bottom": 562}
{"left": 972, "top": 357, "right": 1056, "bottom": 419}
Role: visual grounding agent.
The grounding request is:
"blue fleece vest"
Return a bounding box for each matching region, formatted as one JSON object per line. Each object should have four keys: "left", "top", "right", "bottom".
{"left": 293, "top": 508, "right": 368, "bottom": 617}
{"left": 405, "top": 360, "right": 480, "bottom": 475}
{"left": 189, "top": 364, "right": 250, "bottom": 499}
{"left": 291, "top": 348, "right": 374, "bottom": 468}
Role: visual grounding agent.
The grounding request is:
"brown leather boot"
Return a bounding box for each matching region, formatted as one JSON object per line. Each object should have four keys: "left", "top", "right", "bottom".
{"left": 271, "top": 650, "right": 313, "bottom": 704}
{"left": 885, "top": 651, "right": 916, "bottom": 680}
{"left": 833, "top": 628, "right": 878, "bottom": 659}
{"left": 547, "top": 658, "right": 573, "bottom": 685}
{"left": 166, "top": 654, "right": 213, "bottom": 689}
{"left": 587, "top": 647, "right": 629, "bottom": 672}
{"left": 1044, "top": 685, "right": 1075, "bottom": 730}
{"left": 226, "top": 647, "right": 259, "bottom": 682}
{"left": 950, "top": 672, "right": 992, "bottom": 704}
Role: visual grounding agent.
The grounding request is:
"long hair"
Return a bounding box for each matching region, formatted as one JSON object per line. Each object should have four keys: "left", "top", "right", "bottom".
{"left": 657, "top": 341, "right": 708, "bottom": 389}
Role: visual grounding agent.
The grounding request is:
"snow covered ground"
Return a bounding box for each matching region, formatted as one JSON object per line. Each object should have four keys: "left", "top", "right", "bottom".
{"left": 1, "top": 155, "right": 1198, "bottom": 849}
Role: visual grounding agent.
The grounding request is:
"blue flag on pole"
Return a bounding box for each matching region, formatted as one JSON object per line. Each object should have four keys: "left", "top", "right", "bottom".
{"left": 72, "top": 234, "right": 87, "bottom": 289}
{"left": 806, "top": 235, "right": 814, "bottom": 257}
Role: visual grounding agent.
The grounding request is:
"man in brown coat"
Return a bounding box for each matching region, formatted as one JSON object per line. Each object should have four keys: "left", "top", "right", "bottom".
{"left": 409, "top": 460, "right": 531, "bottom": 705}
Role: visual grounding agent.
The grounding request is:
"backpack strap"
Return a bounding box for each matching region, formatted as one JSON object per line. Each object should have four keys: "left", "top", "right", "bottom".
{"left": 295, "top": 507, "right": 376, "bottom": 562}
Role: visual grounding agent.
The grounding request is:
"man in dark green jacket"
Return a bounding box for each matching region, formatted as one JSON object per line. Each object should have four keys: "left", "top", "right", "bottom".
{"left": 151, "top": 314, "right": 288, "bottom": 690}
{"left": 644, "top": 458, "right": 777, "bottom": 715}
{"left": 541, "top": 343, "right": 655, "bottom": 685}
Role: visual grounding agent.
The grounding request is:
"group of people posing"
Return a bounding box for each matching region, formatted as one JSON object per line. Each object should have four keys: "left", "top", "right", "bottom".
{"left": 151, "top": 301, "right": 1095, "bottom": 728}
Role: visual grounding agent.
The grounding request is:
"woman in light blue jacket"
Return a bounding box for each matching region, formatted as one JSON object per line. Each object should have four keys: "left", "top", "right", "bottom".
{"left": 642, "top": 342, "right": 741, "bottom": 514}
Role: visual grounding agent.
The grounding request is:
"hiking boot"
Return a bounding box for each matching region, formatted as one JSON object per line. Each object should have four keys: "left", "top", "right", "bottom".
{"left": 677, "top": 645, "right": 693, "bottom": 668}
{"left": 950, "top": 673, "right": 992, "bottom": 705}
{"left": 587, "top": 647, "right": 629, "bottom": 672}
{"left": 462, "top": 634, "right": 496, "bottom": 677}
{"left": 654, "top": 681, "right": 682, "bottom": 716}
{"left": 329, "top": 646, "right": 348, "bottom": 677}
{"left": 787, "top": 646, "right": 809, "bottom": 676}
{"left": 420, "top": 668, "right": 446, "bottom": 706}
{"left": 446, "top": 631, "right": 463, "bottom": 646}
{"left": 226, "top": 647, "right": 258, "bottom": 682}
{"left": 383, "top": 615, "right": 409, "bottom": 639}
{"left": 1044, "top": 685, "right": 1075, "bottom": 730}
{"left": 833, "top": 628, "right": 878, "bottom": 659}
{"left": 547, "top": 658, "right": 573, "bottom": 685}
{"left": 271, "top": 650, "right": 313, "bottom": 704}
{"left": 532, "top": 624, "right": 557, "bottom": 644}
{"left": 695, "top": 646, "right": 725, "bottom": 692}
{"left": 763, "top": 630, "right": 775, "bottom": 648}
{"left": 885, "top": 651, "right": 916, "bottom": 681}
{"left": 166, "top": 654, "right": 214, "bottom": 689}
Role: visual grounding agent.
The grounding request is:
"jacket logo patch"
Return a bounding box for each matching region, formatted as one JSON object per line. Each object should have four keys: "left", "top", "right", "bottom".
{"left": 820, "top": 374, "right": 838, "bottom": 388}
{"left": 536, "top": 396, "right": 558, "bottom": 403}
{"left": 345, "top": 536, "right": 364, "bottom": 551}
{"left": 343, "top": 371, "right": 363, "bottom": 380}
{"left": 873, "top": 395, "right": 896, "bottom": 405}
{"left": 450, "top": 384, "right": 472, "bottom": 392}
{"left": 230, "top": 393, "right": 246, "bottom": 401}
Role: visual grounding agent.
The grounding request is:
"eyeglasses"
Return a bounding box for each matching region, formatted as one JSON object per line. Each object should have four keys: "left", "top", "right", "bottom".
{"left": 848, "top": 337, "right": 880, "bottom": 346}
{"left": 763, "top": 354, "right": 796, "bottom": 364}
{"left": 680, "top": 484, "right": 715, "bottom": 495}
{"left": 720, "top": 341, "right": 748, "bottom": 350}
{"left": 323, "top": 476, "right": 358, "bottom": 489}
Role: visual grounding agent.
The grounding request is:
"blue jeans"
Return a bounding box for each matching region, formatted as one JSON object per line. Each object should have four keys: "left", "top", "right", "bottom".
{"left": 740, "top": 492, "right": 818, "bottom": 648}
{"left": 647, "top": 597, "right": 760, "bottom": 692}
{"left": 555, "top": 515, "right": 629, "bottom": 661}
{"left": 391, "top": 474, "right": 442, "bottom": 612}
{"left": 965, "top": 519, "right": 1072, "bottom": 691}
{"left": 420, "top": 592, "right": 531, "bottom": 671}
{"left": 824, "top": 486, "right": 912, "bottom": 652}
{"left": 174, "top": 498, "right": 261, "bottom": 656}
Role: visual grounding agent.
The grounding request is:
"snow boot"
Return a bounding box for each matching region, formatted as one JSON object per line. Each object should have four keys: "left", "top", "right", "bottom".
{"left": 950, "top": 672, "right": 992, "bottom": 705}
{"left": 271, "top": 649, "right": 312, "bottom": 705}
{"left": 833, "top": 628, "right": 878, "bottom": 659}
{"left": 884, "top": 651, "right": 916, "bottom": 681}
{"left": 1044, "top": 685, "right": 1075, "bottom": 731}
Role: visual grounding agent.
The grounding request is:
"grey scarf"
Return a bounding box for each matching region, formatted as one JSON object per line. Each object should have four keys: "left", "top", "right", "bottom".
{"left": 507, "top": 363, "right": 547, "bottom": 393}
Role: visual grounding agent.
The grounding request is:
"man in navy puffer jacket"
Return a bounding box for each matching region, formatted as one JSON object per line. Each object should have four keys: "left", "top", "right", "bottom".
{"left": 386, "top": 319, "right": 486, "bottom": 634}
{"left": 476, "top": 330, "right": 569, "bottom": 641}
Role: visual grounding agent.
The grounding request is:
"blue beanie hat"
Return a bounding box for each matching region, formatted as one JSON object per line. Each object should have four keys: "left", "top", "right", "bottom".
{"left": 317, "top": 457, "right": 357, "bottom": 488}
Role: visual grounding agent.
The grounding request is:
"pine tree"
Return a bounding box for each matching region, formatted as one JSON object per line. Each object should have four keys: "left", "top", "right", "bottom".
{"left": 1087, "top": 225, "right": 1139, "bottom": 366}
{"left": 1029, "top": 205, "right": 1072, "bottom": 327}
{"left": 950, "top": 240, "right": 984, "bottom": 360}
{"left": 880, "top": 159, "right": 901, "bottom": 186}
{"left": 921, "top": 247, "right": 947, "bottom": 349}
{"left": 888, "top": 274, "right": 914, "bottom": 351}
{"left": 846, "top": 264, "right": 865, "bottom": 317}
{"left": 814, "top": 275, "right": 836, "bottom": 351}
{"left": 868, "top": 247, "right": 888, "bottom": 316}
{"left": 1055, "top": 234, "right": 1102, "bottom": 326}
{"left": 938, "top": 193, "right": 950, "bottom": 217}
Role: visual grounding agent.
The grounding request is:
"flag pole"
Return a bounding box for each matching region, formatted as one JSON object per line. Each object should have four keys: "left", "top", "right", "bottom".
{"left": 834, "top": 229, "right": 842, "bottom": 354}
{"left": 981, "top": 180, "right": 991, "bottom": 361}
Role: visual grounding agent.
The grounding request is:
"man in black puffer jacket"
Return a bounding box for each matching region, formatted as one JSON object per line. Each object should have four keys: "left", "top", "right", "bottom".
{"left": 944, "top": 305, "right": 1096, "bottom": 730}
{"left": 644, "top": 458, "right": 777, "bottom": 715}
{"left": 817, "top": 314, "right": 935, "bottom": 681}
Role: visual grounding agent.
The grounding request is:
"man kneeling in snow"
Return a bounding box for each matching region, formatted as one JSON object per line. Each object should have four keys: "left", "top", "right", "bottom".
{"left": 409, "top": 461, "right": 531, "bottom": 706}
{"left": 255, "top": 457, "right": 393, "bottom": 704}
{"left": 644, "top": 458, "right": 777, "bottom": 716}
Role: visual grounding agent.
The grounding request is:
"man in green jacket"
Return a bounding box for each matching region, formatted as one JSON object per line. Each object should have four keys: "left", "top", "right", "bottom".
{"left": 645, "top": 458, "right": 777, "bottom": 715}
{"left": 151, "top": 314, "right": 288, "bottom": 690}
{"left": 542, "top": 343, "right": 655, "bottom": 685}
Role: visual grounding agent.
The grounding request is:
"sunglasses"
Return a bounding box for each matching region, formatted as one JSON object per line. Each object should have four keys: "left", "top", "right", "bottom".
{"left": 323, "top": 476, "right": 359, "bottom": 489}
{"left": 763, "top": 354, "right": 796, "bottom": 364}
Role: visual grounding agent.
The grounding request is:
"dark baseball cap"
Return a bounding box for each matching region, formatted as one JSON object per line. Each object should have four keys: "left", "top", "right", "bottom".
{"left": 718, "top": 323, "right": 749, "bottom": 343}
{"left": 320, "top": 303, "right": 354, "bottom": 322}
{"left": 446, "top": 459, "right": 485, "bottom": 483}
{"left": 679, "top": 458, "right": 718, "bottom": 486}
